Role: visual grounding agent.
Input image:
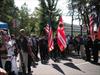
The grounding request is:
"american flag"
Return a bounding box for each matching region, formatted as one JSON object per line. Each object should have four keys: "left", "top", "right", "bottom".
{"left": 89, "top": 14, "right": 94, "bottom": 40}
{"left": 89, "top": 13, "right": 96, "bottom": 40}
{"left": 45, "top": 23, "right": 54, "bottom": 52}
{"left": 97, "top": 25, "right": 100, "bottom": 39}
{"left": 97, "top": 13, "right": 100, "bottom": 40}
{"left": 89, "top": 6, "right": 98, "bottom": 40}
{"left": 57, "top": 16, "right": 66, "bottom": 52}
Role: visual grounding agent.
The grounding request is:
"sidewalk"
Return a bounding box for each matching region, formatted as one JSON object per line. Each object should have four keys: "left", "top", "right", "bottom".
{"left": 31, "top": 56, "right": 100, "bottom": 75}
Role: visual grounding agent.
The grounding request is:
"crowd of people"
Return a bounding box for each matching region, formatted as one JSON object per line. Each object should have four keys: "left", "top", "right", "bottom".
{"left": 67, "top": 34, "right": 100, "bottom": 62}
{"left": 0, "top": 29, "right": 100, "bottom": 75}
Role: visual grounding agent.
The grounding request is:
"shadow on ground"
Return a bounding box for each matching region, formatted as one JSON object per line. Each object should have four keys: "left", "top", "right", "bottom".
{"left": 52, "top": 64, "right": 65, "bottom": 75}
{"left": 64, "top": 62, "right": 85, "bottom": 73}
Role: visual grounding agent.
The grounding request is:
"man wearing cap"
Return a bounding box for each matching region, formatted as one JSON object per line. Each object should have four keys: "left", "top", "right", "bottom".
{"left": 18, "top": 29, "right": 29, "bottom": 74}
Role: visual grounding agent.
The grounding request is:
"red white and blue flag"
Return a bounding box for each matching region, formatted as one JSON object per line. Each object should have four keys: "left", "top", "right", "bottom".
{"left": 57, "top": 16, "right": 66, "bottom": 52}
{"left": 89, "top": 6, "right": 98, "bottom": 40}
{"left": 89, "top": 14, "right": 95, "bottom": 40}
{"left": 97, "top": 25, "right": 100, "bottom": 39}
{"left": 45, "top": 23, "right": 54, "bottom": 52}
{"left": 97, "top": 13, "right": 100, "bottom": 40}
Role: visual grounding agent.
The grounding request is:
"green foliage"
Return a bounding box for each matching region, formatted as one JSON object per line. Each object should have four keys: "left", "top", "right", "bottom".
{"left": 0, "top": 0, "right": 15, "bottom": 22}
{"left": 67, "top": 0, "right": 92, "bottom": 34}
{"left": 0, "top": 0, "right": 61, "bottom": 35}
{"left": 67, "top": 0, "right": 100, "bottom": 35}
{"left": 0, "top": 0, "right": 19, "bottom": 33}
{"left": 33, "top": 0, "right": 61, "bottom": 35}
{"left": 17, "top": 3, "right": 35, "bottom": 34}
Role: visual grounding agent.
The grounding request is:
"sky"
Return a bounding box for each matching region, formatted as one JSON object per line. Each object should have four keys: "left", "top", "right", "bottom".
{"left": 14, "top": 0, "right": 39, "bottom": 13}
{"left": 14, "top": 0, "right": 79, "bottom": 25}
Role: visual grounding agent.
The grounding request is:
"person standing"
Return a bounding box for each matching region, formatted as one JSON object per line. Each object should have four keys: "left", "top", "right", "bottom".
{"left": 5, "top": 34, "right": 18, "bottom": 75}
{"left": 27, "top": 35, "right": 36, "bottom": 73}
{"left": 79, "top": 36, "right": 85, "bottom": 58}
{"left": 0, "top": 34, "right": 3, "bottom": 68}
{"left": 93, "top": 35, "right": 100, "bottom": 63}
{"left": 51, "top": 37, "right": 60, "bottom": 62}
{"left": 39, "top": 35, "right": 48, "bottom": 64}
{"left": 85, "top": 36, "right": 93, "bottom": 61}
{"left": 0, "top": 30, "right": 9, "bottom": 70}
{"left": 18, "top": 29, "right": 29, "bottom": 75}
{"left": 31, "top": 35, "right": 39, "bottom": 61}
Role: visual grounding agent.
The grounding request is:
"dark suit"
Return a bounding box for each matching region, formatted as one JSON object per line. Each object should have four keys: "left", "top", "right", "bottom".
{"left": 85, "top": 37, "right": 93, "bottom": 61}
{"left": 93, "top": 39, "right": 100, "bottom": 63}
{"left": 17, "top": 36, "right": 29, "bottom": 74}
{"left": 39, "top": 36, "right": 48, "bottom": 63}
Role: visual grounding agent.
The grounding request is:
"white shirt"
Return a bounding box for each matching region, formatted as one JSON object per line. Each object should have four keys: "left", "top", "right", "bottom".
{"left": 6, "top": 39, "right": 15, "bottom": 57}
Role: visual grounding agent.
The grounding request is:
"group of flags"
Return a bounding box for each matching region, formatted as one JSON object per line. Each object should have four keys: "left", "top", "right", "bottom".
{"left": 45, "top": 16, "right": 66, "bottom": 52}
{"left": 12, "top": 16, "right": 66, "bottom": 52}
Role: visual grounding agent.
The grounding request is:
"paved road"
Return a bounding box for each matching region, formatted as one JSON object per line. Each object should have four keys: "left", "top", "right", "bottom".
{"left": 31, "top": 56, "right": 100, "bottom": 75}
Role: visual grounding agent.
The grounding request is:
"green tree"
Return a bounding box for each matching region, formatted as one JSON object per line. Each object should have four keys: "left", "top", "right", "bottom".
{"left": 18, "top": 3, "right": 34, "bottom": 34}
{"left": 67, "top": 0, "right": 100, "bottom": 35}
{"left": 0, "top": 0, "right": 19, "bottom": 33}
{"left": 67, "top": 0, "right": 92, "bottom": 35}
{"left": 34, "top": 0, "right": 61, "bottom": 35}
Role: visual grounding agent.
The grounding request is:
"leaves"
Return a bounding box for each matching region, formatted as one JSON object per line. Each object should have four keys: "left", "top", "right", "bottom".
{"left": 36, "top": 0, "right": 61, "bottom": 35}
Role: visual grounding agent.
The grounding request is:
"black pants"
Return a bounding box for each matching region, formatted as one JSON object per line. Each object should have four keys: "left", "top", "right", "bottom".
{"left": 85, "top": 48, "right": 91, "bottom": 61}
{"left": 0, "top": 57, "right": 2, "bottom": 68}
{"left": 92, "top": 50, "right": 98, "bottom": 63}
{"left": 77, "top": 45, "right": 80, "bottom": 55}
{"left": 32, "top": 47, "right": 39, "bottom": 61}
{"left": 28, "top": 55, "right": 32, "bottom": 73}
{"left": 5, "top": 61, "right": 12, "bottom": 75}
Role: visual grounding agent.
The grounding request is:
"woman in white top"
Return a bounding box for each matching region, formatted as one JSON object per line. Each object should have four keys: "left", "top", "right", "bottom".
{"left": 5, "top": 34, "right": 18, "bottom": 75}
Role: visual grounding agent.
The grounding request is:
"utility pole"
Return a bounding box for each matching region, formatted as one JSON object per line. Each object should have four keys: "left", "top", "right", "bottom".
{"left": 78, "top": 13, "right": 82, "bottom": 36}
{"left": 71, "top": 0, "right": 74, "bottom": 37}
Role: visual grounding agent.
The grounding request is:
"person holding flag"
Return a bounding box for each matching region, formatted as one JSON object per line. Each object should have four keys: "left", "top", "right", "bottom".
{"left": 92, "top": 12, "right": 100, "bottom": 63}
{"left": 57, "top": 16, "right": 67, "bottom": 52}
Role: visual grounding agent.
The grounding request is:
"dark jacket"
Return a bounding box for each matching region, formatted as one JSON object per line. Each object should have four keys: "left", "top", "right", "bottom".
{"left": 93, "top": 39, "right": 100, "bottom": 50}
{"left": 18, "top": 36, "right": 28, "bottom": 52}
{"left": 86, "top": 37, "right": 93, "bottom": 49}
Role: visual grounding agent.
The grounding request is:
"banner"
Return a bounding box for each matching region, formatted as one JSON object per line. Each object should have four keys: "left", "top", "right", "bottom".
{"left": 57, "top": 16, "right": 66, "bottom": 52}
